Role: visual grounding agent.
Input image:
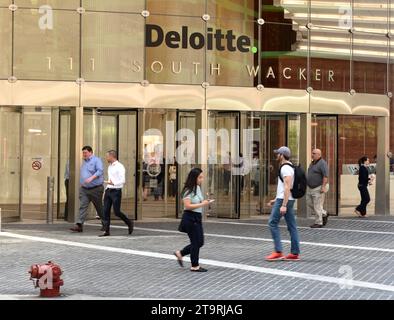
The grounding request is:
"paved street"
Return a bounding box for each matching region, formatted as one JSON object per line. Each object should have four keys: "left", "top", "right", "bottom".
{"left": 0, "top": 216, "right": 393, "bottom": 300}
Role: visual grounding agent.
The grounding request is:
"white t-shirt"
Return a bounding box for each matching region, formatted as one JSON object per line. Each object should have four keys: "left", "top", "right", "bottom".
{"left": 276, "top": 163, "right": 295, "bottom": 200}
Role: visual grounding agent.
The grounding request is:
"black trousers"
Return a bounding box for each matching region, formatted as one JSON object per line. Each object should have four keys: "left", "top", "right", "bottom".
{"left": 103, "top": 189, "right": 131, "bottom": 232}
{"left": 356, "top": 185, "right": 370, "bottom": 215}
{"left": 180, "top": 211, "right": 204, "bottom": 267}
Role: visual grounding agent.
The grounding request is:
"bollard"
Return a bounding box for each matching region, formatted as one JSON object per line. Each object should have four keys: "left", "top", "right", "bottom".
{"left": 46, "top": 177, "right": 55, "bottom": 224}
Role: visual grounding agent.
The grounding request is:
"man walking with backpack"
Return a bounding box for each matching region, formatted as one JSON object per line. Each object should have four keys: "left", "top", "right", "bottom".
{"left": 307, "top": 149, "right": 329, "bottom": 228}
{"left": 265, "top": 146, "right": 301, "bottom": 262}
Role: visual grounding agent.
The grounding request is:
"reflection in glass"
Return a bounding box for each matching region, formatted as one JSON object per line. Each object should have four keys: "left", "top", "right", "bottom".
{"left": 352, "top": 33, "right": 388, "bottom": 94}
{"left": 310, "top": 28, "right": 351, "bottom": 92}
{"left": 261, "top": 22, "right": 306, "bottom": 89}
{"left": 140, "top": 110, "right": 177, "bottom": 219}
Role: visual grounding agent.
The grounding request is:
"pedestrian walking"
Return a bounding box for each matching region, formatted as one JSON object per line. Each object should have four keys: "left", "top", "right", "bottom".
{"left": 70, "top": 146, "right": 105, "bottom": 233}
{"left": 265, "top": 146, "right": 301, "bottom": 261}
{"left": 99, "top": 150, "right": 134, "bottom": 237}
{"left": 174, "top": 168, "right": 214, "bottom": 272}
{"left": 307, "top": 149, "right": 329, "bottom": 228}
{"left": 64, "top": 159, "right": 70, "bottom": 221}
{"left": 355, "top": 156, "right": 372, "bottom": 217}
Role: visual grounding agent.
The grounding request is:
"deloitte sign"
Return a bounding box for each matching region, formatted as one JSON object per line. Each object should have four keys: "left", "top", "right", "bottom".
{"left": 146, "top": 24, "right": 253, "bottom": 53}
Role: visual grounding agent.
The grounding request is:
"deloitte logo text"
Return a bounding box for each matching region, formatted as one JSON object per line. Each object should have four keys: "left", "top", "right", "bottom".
{"left": 146, "top": 24, "right": 254, "bottom": 53}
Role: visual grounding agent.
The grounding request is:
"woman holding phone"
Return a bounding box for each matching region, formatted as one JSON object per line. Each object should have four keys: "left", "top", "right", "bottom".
{"left": 174, "top": 168, "right": 214, "bottom": 272}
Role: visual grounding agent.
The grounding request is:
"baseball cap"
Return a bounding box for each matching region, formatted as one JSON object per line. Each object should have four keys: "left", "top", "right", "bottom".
{"left": 274, "top": 146, "right": 291, "bottom": 158}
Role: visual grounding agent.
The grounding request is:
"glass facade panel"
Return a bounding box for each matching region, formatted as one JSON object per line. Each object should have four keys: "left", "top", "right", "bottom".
{"left": 15, "top": 0, "right": 80, "bottom": 9}
{"left": 310, "top": 28, "right": 351, "bottom": 92}
{"left": 265, "top": 0, "right": 308, "bottom": 25}
{"left": 311, "top": 0, "right": 352, "bottom": 31}
{"left": 0, "top": 8, "right": 11, "bottom": 78}
{"left": 0, "top": 108, "right": 21, "bottom": 220}
{"left": 353, "top": 0, "right": 388, "bottom": 34}
{"left": 338, "top": 116, "right": 378, "bottom": 216}
{"left": 140, "top": 110, "right": 177, "bottom": 219}
{"left": 352, "top": 33, "right": 388, "bottom": 94}
{"left": 261, "top": 22, "right": 307, "bottom": 89}
{"left": 207, "top": 18, "right": 258, "bottom": 86}
{"left": 146, "top": 15, "right": 205, "bottom": 85}
{"left": 82, "top": 12, "right": 144, "bottom": 82}
{"left": 83, "top": 0, "right": 144, "bottom": 13}
{"left": 207, "top": 0, "right": 259, "bottom": 20}
{"left": 0, "top": 0, "right": 10, "bottom": 7}
{"left": 147, "top": 0, "right": 205, "bottom": 17}
{"left": 14, "top": 9, "right": 80, "bottom": 80}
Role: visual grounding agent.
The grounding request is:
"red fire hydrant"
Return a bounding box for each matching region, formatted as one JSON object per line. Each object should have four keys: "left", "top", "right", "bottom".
{"left": 29, "top": 261, "right": 64, "bottom": 298}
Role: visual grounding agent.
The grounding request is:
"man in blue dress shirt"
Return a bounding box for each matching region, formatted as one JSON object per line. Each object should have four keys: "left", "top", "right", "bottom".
{"left": 70, "top": 146, "right": 105, "bottom": 233}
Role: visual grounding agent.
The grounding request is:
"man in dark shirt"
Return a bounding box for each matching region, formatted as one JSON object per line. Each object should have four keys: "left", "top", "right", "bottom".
{"left": 307, "top": 149, "right": 329, "bottom": 228}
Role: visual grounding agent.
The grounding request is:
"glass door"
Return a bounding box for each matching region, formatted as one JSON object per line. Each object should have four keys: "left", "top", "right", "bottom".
{"left": 57, "top": 109, "right": 71, "bottom": 220}
{"left": 177, "top": 111, "right": 196, "bottom": 217}
{"left": 0, "top": 107, "right": 22, "bottom": 221}
{"left": 21, "top": 107, "right": 57, "bottom": 220}
{"left": 84, "top": 109, "right": 137, "bottom": 220}
{"left": 311, "top": 115, "right": 338, "bottom": 215}
{"left": 260, "top": 114, "right": 287, "bottom": 215}
{"left": 208, "top": 111, "right": 240, "bottom": 219}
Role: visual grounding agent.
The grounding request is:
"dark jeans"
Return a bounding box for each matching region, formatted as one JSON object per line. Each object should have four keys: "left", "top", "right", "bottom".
{"left": 180, "top": 211, "right": 204, "bottom": 267}
{"left": 103, "top": 189, "right": 131, "bottom": 232}
{"left": 64, "top": 179, "right": 69, "bottom": 221}
{"left": 356, "top": 185, "right": 370, "bottom": 215}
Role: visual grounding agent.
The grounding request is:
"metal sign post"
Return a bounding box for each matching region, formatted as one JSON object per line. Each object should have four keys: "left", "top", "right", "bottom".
{"left": 47, "top": 177, "right": 55, "bottom": 224}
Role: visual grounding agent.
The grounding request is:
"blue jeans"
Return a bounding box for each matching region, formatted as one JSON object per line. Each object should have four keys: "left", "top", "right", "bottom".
{"left": 268, "top": 199, "right": 300, "bottom": 255}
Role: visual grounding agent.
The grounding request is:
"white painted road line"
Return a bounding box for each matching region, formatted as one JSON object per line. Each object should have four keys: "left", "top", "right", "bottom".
{"left": 1, "top": 231, "right": 394, "bottom": 294}
{"left": 85, "top": 223, "right": 394, "bottom": 253}
{"left": 204, "top": 220, "right": 394, "bottom": 235}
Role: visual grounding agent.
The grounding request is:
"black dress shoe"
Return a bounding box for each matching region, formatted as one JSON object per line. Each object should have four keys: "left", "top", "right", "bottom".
{"left": 191, "top": 267, "right": 208, "bottom": 272}
{"left": 98, "top": 232, "right": 110, "bottom": 237}
{"left": 323, "top": 214, "right": 329, "bottom": 226}
{"left": 310, "top": 224, "right": 323, "bottom": 228}
{"left": 128, "top": 220, "right": 134, "bottom": 235}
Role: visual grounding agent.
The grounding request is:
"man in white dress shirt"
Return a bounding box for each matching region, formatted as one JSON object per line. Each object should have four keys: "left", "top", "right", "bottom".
{"left": 99, "top": 150, "right": 134, "bottom": 237}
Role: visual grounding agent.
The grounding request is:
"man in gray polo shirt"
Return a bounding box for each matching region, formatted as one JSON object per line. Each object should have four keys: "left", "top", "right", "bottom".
{"left": 307, "top": 149, "right": 329, "bottom": 228}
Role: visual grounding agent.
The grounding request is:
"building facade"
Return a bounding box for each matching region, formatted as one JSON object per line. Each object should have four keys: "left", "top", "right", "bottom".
{"left": 0, "top": 0, "right": 392, "bottom": 222}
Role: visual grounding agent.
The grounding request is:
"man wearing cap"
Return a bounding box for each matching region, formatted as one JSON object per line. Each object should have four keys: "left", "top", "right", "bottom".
{"left": 307, "top": 149, "right": 329, "bottom": 228}
{"left": 265, "top": 146, "right": 301, "bottom": 261}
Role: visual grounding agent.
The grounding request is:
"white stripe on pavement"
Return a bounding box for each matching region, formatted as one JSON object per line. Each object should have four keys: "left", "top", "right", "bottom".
{"left": 1, "top": 231, "right": 393, "bottom": 293}
{"left": 86, "top": 223, "right": 394, "bottom": 253}
{"left": 204, "top": 220, "right": 394, "bottom": 235}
